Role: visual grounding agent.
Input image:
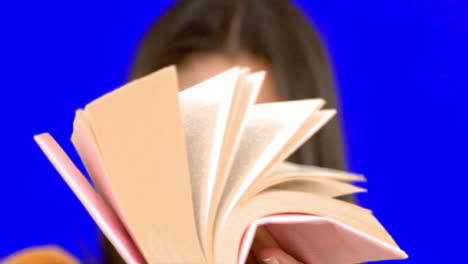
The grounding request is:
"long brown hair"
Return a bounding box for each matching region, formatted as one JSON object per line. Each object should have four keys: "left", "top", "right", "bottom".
{"left": 130, "top": 0, "right": 347, "bottom": 170}
{"left": 107, "top": 0, "right": 350, "bottom": 262}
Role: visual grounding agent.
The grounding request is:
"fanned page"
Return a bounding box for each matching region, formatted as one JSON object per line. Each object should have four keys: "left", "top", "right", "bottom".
{"left": 178, "top": 67, "right": 240, "bottom": 252}
{"left": 77, "top": 66, "right": 204, "bottom": 263}
{"left": 242, "top": 162, "right": 367, "bottom": 200}
{"left": 207, "top": 72, "right": 265, "bottom": 251}
{"left": 216, "top": 100, "right": 329, "bottom": 228}
{"left": 269, "top": 161, "right": 367, "bottom": 182}
{"left": 177, "top": 68, "right": 262, "bottom": 254}
{"left": 267, "top": 179, "right": 366, "bottom": 199}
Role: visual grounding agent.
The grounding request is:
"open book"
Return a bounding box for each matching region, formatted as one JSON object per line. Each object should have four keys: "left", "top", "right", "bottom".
{"left": 34, "top": 66, "right": 407, "bottom": 264}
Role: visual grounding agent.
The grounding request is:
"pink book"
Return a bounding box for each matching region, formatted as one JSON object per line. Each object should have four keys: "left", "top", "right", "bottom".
{"left": 33, "top": 66, "right": 407, "bottom": 264}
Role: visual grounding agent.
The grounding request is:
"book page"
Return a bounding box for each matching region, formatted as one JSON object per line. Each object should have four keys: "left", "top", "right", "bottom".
{"left": 72, "top": 110, "right": 127, "bottom": 220}
{"left": 178, "top": 67, "right": 246, "bottom": 253}
{"left": 216, "top": 100, "right": 325, "bottom": 225}
{"left": 209, "top": 71, "right": 264, "bottom": 212}
{"left": 215, "top": 190, "right": 407, "bottom": 264}
{"left": 83, "top": 66, "right": 205, "bottom": 263}
{"left": 266, "top": 179, "right": 366, "bottom": 199}
{"left": 178, "top": 68, "right": 265, "bottom": 260}
{"left": 251, "top": 110, "right": 337, "bottom": 185}
{"left": 205, "top": 71, "right": 264, "bottom": 259}
{"left": 240, "top": 161, "right": 367, "bottom": 201}
{"left": 268, "top": 161, "right": 366, "bottom": 182}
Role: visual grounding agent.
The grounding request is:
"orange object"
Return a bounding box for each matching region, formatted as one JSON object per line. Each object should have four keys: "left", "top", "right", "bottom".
{"left": 2, "top": 245, "right": 80, "bottom": 264}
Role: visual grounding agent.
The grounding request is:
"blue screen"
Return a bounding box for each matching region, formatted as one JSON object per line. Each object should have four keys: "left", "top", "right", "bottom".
{"left": 0, "top": 1, "right": 466, "bottom": 263}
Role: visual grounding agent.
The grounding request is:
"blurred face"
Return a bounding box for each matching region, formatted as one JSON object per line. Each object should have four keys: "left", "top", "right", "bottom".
{"left": 177, "top": 52, "right": 282, "bottom": 103}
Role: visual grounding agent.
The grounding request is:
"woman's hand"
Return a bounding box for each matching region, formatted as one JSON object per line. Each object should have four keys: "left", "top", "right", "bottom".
{"left": 2, "top": 229, "right": 303, "bottom": 264}
{"left": 248, "top": 226, "right": 303, "bottom": 264}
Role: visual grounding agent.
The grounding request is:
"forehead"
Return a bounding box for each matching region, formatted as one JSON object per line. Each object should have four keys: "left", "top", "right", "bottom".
{"left": 177, "top": 52, "right": 281, "bottom": 103}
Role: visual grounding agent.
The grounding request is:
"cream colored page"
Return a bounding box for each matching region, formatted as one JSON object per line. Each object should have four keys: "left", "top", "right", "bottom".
{"left": 84, "top": 66, "right": 205, "bottom": 263}
{"left": 210, "top": 72, "right": 264, "bottom": 212}
{"left": 269, "top": 161, "right": 366, "bottom": 182}
{"left": 71, "top": 111, "right": 127, "bottom": 221}
{"left": 239, "top": 160, "right": 367, "bottom": 200}
{"left": 204, "top": 72, "right": 264, "bottom": 261}
{"left": 178, "top": 67, "right": 246, "bottom": 253}
{"left": 268, "top": 179, "right": 367, "bottom": 199}
{"left": 217, "top": 99, "right": 324, "bottom": 225}
{"left": 215, "top": 190, "right": 405, "bottom": 264}
{"left": 251, "top": 110, "right": 337, "bottom": 186}
{"left": 241, "top": 164, "right": 367, "bottom": 209}
{"left": 231, "top": 110, "right": 342, "bottom": 205}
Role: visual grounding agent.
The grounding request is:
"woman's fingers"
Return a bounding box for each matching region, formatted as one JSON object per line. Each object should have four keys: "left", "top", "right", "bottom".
{"left": 257, "top": 247, "right": 303, "bottom": 264}
{"left": 247, "top": 226, "right": 279, "bottom": 264}
{"left": 251, "top": 226, "right": 281, "bottom": 255}
{"left": 250, "top": 226, "right": 303, "bottom": 264}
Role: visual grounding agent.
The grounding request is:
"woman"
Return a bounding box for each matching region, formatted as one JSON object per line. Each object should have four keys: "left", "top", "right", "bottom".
{"left": 4, "top": 0, "right": 351, "bottom": 263}
{"left": 129, "top": 0, "right": 349, "bottom": 263}
{"left": 130, "top": 0, "right": 346, "bottom": 171}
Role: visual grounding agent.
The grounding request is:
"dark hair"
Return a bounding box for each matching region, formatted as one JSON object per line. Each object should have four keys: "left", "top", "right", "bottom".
{"left": 106, "top": 1, "right": 350, "bottom": 263}
{"left": 130, "top": 0, "right": 347, "bottom": 170}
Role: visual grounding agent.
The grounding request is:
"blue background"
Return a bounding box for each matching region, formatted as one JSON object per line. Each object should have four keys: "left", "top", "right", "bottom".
{"left": 0, "top": 0, "right": 466, "bottom": 263}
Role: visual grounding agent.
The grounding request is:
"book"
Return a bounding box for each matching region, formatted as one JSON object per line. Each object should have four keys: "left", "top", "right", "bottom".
{"left": 33, "top": 66, "right": 408, "bottom": 264}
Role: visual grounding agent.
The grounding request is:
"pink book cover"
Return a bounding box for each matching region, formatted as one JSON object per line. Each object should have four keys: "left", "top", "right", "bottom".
{"left": 34, "top": 133, "right": 407, "bottom": 264}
